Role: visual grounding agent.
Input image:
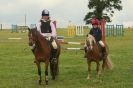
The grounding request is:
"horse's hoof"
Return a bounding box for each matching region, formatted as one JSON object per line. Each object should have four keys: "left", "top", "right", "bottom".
{"left": 86, "top": 76, "right": 90, "bottom": 80}
{"left": 39, "top": 80, "right": 42, "bottom": 85}
{"left": 98, "top": 71, "right": 102, "bottom": 75}
{"left": 86, "top": 74, "right": 90, "bottom": 79}
{"left": 52, "top": 76, "right": 55, "bottom": 80}
{"left": 45, "top": 85, "right": 48, "bottom": 88}
{"left": 45, "top": 81, "right": 48, "bottom": 85}
{"left": 87, "top": 77, "right": 90, "bottom": 80}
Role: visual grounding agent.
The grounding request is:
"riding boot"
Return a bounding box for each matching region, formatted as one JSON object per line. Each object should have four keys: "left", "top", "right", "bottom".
{"left": 84, "top": 47, "right": 87, "bottom": 58}
{"left": 52, "top": 49, "right": 57, "bottom": 62}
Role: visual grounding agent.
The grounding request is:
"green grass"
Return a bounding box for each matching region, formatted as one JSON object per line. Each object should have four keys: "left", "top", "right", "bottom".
{"left": 0, "top": 29, "right": 133, "bottom": 88}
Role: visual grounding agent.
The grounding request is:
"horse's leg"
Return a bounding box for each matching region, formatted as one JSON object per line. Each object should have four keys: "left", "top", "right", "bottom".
{"left": 36, "top": 61, "right": 42, "bottom": 84}
{"left": 50, "top": 60, "right": 55, "bottom": 80}
{"left": 96, "top": 61, "right": 100, "bottom": 78}
{"left": 102, "top": 57, "right": 106, "bottom": 71}
{"left": 55, "top": 52, "right": 60, "bottom": 76}
{"left": 45, "top": 60, "right": 49, "bottom": 85}
{"left": 56, "top": 47, "right": 60, "bottom": 76}
{"left": 87, "top": 60, "right": 91, "bottom": 79}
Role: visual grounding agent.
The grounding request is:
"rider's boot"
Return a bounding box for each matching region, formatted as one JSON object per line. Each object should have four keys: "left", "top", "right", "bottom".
{"left": 52, "top": 49, "right": 57, "bottom": 62}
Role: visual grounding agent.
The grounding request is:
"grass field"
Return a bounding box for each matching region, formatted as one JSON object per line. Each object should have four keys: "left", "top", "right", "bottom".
{"left": 0, "top": 29, "right": 133, "bottom": 88}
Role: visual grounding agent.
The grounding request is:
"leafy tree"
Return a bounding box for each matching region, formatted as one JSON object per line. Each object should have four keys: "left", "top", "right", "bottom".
{"left": 84, "top": 0, "right": 122, "bottom": 23}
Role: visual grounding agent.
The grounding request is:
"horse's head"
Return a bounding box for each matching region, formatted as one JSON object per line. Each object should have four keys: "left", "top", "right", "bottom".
{"left": 28, "top": 28, "right": 37, "bottom": 46}
{"left": 86, "top": 34, "right": 96, "bottom": 50}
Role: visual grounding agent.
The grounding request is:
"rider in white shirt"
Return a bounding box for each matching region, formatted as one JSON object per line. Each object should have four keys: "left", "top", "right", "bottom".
{"left": 36, "top": 10, "right": 57, "bottom": 37}
{"left": 36, "top": 9, "right": 58, "bottom": 60}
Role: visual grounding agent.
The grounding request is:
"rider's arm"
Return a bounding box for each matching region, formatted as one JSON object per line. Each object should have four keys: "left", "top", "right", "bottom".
{"left": 50, "top": 22, "right": 57, "bottom": 37}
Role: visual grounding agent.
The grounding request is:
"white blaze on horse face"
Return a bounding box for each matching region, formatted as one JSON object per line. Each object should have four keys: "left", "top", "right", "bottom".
{"left": 90, "top": 45, "right": 93, "bottom": 50}
{"left": 86, "top": 34, "right": 97, "bottom": 50}
{"left": 90, "top": 35, "right": 96, "bottom": 43}
{"left": 87, "top": 36, "right": 93, "bottom": 50}
{"left": 30, "top": 33, "right": 35, "bottom": 43}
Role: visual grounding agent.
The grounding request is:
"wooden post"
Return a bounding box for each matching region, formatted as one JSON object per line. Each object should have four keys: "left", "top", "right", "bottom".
{"left": 100, "top": 19, "right": 106, "bottom": 41}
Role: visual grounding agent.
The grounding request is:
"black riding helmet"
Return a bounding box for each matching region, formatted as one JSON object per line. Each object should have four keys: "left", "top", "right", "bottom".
{"left": 42, "top": 9, "right": 49, "bottom": 16}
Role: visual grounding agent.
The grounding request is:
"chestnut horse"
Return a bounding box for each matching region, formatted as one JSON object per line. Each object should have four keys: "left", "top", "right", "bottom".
{"left": 85, "top": 34, "right": 113, "bottom": 79}
{"left": 28, "top": 28, "right": 61, "bottom": 85}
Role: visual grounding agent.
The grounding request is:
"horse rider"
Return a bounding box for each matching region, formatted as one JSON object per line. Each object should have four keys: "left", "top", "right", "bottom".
{"left": 84, "top": 17, "right": 106, "bottom": 57}
{"left": 33, "top": 9, "right": 58, "bottom": 60}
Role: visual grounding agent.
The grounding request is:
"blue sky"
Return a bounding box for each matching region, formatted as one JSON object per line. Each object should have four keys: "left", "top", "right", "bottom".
{"left": 0, "top": 0, "right": 133, "bottom": 28}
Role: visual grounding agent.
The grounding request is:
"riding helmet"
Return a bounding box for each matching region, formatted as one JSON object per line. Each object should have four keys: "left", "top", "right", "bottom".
{"left": 91, "top": 18, "right": 99, "bottom": 25}
{"left": 42, "top": 9, "right": 49, "bottom": 16}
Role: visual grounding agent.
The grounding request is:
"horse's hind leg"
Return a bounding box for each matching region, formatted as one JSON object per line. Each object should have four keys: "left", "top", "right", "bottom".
{"left": 87, "top": 61, "right": 91, "bottom": 79}
{"left": 96, "top": 61, "right": 101, "bottom": 78}
{"left": 36, "top": 61, "right": 42, "bottom": 84}
{"left": 102, "top": 58, "right": 106, "bottom": 71}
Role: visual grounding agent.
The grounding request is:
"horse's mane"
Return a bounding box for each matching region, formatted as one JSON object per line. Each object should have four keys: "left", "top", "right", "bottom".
{"left": 31, "top": 28, "right": 48, "bottom": 43}
{"left": 86, "top": 34, "right": 96, "bottom": 45}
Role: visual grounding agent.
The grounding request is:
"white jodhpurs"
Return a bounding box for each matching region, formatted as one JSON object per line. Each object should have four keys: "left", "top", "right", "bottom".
{"left": 99, "top": 40, "right": 105, "bottom": 47}
{"left": 46, "top": 36, "right": 58, "bottom": 49}
{"left": 51, "top": 39, "right": 58, "bottom": 49}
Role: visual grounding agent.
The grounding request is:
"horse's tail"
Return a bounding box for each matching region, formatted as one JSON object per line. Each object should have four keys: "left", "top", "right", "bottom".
{"left": 55, "top": 45, "right": 61, "bottom": 75}
{"left": 105, "top": 55, "right": 113, "bottom": 70}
